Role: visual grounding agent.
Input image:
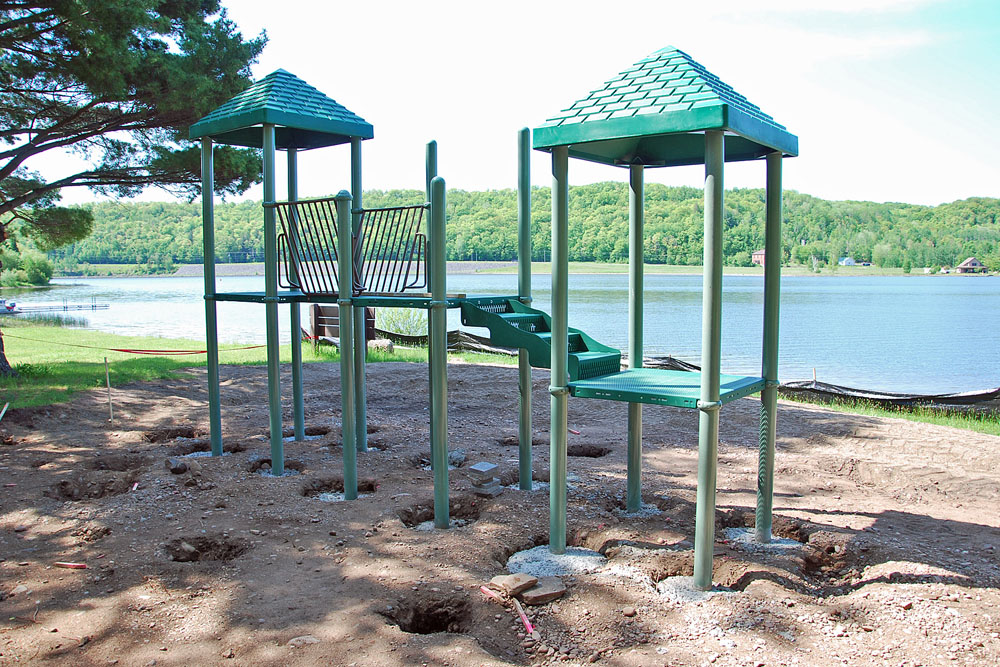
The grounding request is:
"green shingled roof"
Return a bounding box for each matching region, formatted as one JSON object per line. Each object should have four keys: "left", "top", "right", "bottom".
{"left": 533, "top": 47, "right": 797, "bottom": 167}
{"left": 189, "top": 69, "right": 373, "bottom": 150}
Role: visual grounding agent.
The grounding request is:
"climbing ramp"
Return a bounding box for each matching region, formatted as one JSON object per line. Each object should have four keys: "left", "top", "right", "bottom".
{"left": 460, "top": 298, "right": 620, "bottom": 381}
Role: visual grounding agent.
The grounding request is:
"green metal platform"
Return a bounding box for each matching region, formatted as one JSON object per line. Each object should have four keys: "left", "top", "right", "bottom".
{"left": 209, "top": 290, "right": 478, "bottom": 309}
{"left": 569, "top": 368, "right": 764, "bottom": 409}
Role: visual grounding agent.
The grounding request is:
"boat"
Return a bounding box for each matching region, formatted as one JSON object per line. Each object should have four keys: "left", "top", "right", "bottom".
{"left": 0, "top": 299, "right": 21, "bottom": 315}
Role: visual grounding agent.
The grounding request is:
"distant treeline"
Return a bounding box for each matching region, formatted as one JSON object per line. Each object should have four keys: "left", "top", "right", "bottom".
{"left": 50, "top": 184, "right": 1000, "bottom": 271}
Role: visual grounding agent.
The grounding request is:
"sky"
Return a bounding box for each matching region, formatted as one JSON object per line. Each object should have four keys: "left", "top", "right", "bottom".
{"left": 54, "top": 0, "right": 1000, "bottom": 207}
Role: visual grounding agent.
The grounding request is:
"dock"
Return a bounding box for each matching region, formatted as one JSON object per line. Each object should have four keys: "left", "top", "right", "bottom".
{"left": 0, "top": 298, "right": 109, "bottom": 315}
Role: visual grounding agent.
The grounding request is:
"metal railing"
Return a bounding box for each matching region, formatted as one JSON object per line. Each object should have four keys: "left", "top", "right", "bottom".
{"left": 269, "top": 197, "right": 427, "bottom": 296}
{"left": 354, "top": 204, "right": 427, "bottom": 294}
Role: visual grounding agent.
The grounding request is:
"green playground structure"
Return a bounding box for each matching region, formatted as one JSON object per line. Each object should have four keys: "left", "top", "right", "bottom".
{"left": 190, "top": 46, "right": 797, "bottom": 590}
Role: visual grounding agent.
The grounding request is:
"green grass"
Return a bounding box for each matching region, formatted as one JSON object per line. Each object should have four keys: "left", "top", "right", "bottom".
{"left": 4, "top": 321, "right": 995, "bottom": 438}
{"left": 783, "top": 394, "right": 1000, "bottom": 437}
{"left": 0, "top": 322, "right": 512, "bottom": 410}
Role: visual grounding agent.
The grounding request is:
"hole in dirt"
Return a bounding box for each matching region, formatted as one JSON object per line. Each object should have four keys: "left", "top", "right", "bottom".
{"left": 397, "top": 493, "right": 482, "bottom": 528}
{"left": 267, "top": 425, "right": 333, "bottom": 438}
{"left": 593, "top": 493, "right": 671, "bottom": 515}
{"left": 368, "top": 438, "right": 390, "bottom": 450}
{"left": 45, "top": 472, "right": 138, "bottom": 501}
{"left": 164, "top": 535, "right": 251, "bottom": 562}
{"left": 491, "top": 532, "right": 549, "bottom": 564}
{"left": 380, "top": 591, "right": 469, "bottom": 634}
{"left": 717, "top": 509, "right": 811, "bottom": 545}
{"left": 300, "top": 476, "right": 378, "bottom": 496}
{"left": 642, "top": 551, "right": 696, "bottom": 581}
{"left": 498, "top": 468, "right": 549, "bottom": 486}
{"left": 170, "top": 439, "right": 245, "bottom": 456}
{"left": 90, "top": 454, "right": 146, "bottom": 472}
{"left": 567, "top": 444, "right": 611, "bottom": 458}
{"left": 248, "top": 458, "right": 305, "bottom": 474}
{"left": 143, "top": 427, "right": 199, "bottom": 443}
{"left": 497, "top": 434, "right": 548, "bottom": 447}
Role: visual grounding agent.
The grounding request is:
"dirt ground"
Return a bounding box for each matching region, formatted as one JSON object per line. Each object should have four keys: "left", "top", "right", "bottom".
{"left": 1, "top": 361, "right": 999, "bottom": 666}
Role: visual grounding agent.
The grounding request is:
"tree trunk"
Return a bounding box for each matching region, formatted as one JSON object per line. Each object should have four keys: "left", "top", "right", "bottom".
{"left": 0, "top": 328, "right": 15, "bottom": 377}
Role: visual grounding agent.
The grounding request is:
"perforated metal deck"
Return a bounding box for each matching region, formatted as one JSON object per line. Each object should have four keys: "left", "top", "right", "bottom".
{"left": 569, "top": 369, "right": 764, "bottom": 409}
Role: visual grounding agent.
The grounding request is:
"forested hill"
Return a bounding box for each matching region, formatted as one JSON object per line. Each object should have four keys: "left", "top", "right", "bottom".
{"left": 51, "top": 184, "right": 1000, "bottom": 271}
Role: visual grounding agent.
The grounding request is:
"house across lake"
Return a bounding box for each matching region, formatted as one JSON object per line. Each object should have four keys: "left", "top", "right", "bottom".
{"left": 956, "top": 257, "right": 987, "bottom": 273}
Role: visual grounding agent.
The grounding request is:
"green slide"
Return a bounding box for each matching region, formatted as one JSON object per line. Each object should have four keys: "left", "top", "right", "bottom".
{"left": 460, "top": 298, "right": 621, "bottom": 381}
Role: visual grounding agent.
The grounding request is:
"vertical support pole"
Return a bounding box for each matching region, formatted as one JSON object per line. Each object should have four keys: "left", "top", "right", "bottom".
{"left": 694, "top": 130, "right": 724, "bottom": 590}
{"left": 517, "top": 128, "right": 533, "bottom": 491}
{"left": 351, "top": 138, "right": 367, "bottom": 453}
{"left": 549, "top": 146, "right": 569, "bottom": 554}
{"left": 287, "top": 148, "right": 305, "bottom": 443}
{"left": 756, "top": 152, "right": 783, "bottom": 543}
{"left": 201, "top": 138, "right": 223, "bottom": 456}
{"left": 425, "top": 141, "right": 438, "bottom": 471}
{"left": 335, "top": 191, "right": 358, "bottom": 499}
{"left": 627, "top": 163, "right": 644, "bottom": 513}
{"left": 262, "top": 125, "right": 283, "bottom": 476}
{"left": 429, "top": 176, "right": 449, "bottom": 528}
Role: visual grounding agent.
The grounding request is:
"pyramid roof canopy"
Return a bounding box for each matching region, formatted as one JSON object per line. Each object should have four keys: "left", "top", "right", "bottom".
{"left": 533, "top": 47, "right": 797, "bottom": 167}
{"left": 190, "top": 69, "right": 373, "bottom": 150}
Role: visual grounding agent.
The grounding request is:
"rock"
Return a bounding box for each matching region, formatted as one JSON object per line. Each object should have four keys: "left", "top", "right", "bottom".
{"left": 901, "top": 600, "right": 913, "bottom": 610}
{"left": 13, "top": 525, "right": 27, "bottom": 533}
{"left": 170, "top": 541, "right": 198, "bottom": 561}
{"left": 491, "top": 573, "right": 538, "bottom": 596}
{"left": 186, "top": 459, "right": 203, "bottom": 474}
{"left": 221, "top": 648, "right": 235, "bottom": 659}
{"left": 520, "top": 576, "right": 566, "bottom": 605}
{"left": 622, "top": 606, "right": 636, "bottom": 617}
{"left": 165, "top": 458, "right": 188, "bottom": 474}
{"left": 287, "top": 634, "right": 320, "bottom": 648}
{"left": 10, "top": 584, "right": 29, "bottom": 596}
{"left": 447, "top": 449, "right": 467, "bottom": 467}
{"left": 368, "top": 339, "right": 394, "bottom": 353}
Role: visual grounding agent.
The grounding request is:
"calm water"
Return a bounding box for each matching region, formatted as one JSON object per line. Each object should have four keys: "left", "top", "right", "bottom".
{"left": 7, "top": 273, "right": 999, "bottom": 393}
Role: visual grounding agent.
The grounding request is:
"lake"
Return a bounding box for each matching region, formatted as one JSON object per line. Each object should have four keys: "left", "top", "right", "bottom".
{"left": 5, "top": 273, "right": 998, "bottom": 394}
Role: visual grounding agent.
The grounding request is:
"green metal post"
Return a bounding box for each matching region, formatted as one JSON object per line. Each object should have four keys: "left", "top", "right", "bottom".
{"left": 287, "top": 148, "right": 305, "bottom": 442}
{"left": 627, "top": 163, "right": 644, "bottom": 512}
{"left": 425, "top": 141, "right": 438, "bottom": 205}
{"left": 517, "top": 127, "right": 533, "bottom": 491}
{"left": 351, "top": 138, "right": 367, "bottom": 453}
{"left": 694, "top": 130, "right": 724, "bottom": 590}
{"left": 549, "top": 146, "right": 569, "bottom": 554}
{"left": 262, "top": 125, "right": 283, "bottom": 476}
{"left": 425, "top": 141, "right": 438, "bottom": 472}
{"left": 335, "top": 191, "right": 358, "bottom": 500}
{"left": 201, "top": 138, "right": 223, "bottom": 456}
{"left": 429, "top": 176, "right": 449, "bottom": 528}
{"left": 756, "top": 152, "right": 783, "bottom": 543}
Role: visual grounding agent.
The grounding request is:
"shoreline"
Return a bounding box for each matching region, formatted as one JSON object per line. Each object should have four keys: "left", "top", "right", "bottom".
{"left": 45, "top": 260, "right": 996, "bottom": 280}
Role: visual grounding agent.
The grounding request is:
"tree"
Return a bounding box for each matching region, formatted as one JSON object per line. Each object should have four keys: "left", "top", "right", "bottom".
{"left": 0, "top": 0, "right": 266, "bottom": 376}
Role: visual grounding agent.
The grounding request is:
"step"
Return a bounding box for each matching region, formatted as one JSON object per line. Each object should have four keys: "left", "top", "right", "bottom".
{"left": 570, "top": 351, "right": 623, "bottom": 381}
{"left": 534, "top": 332, "right": 585, "bottom": 352}
{"left": 498, "top": 312, "right": 548, "bottom": 333}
